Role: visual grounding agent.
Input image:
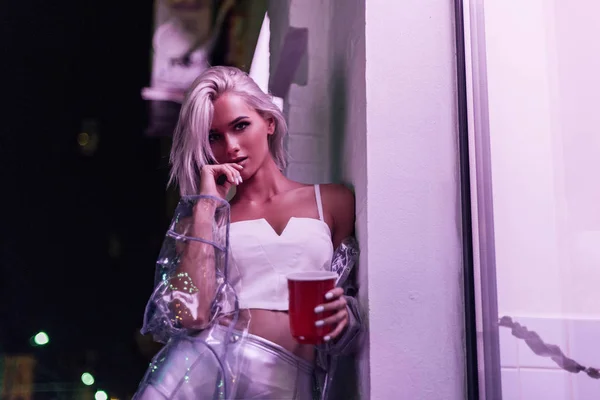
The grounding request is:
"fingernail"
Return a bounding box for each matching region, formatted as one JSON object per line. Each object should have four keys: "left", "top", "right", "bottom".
{"left": 325, "top": 292, "right": 334, "bottom": 300}
{"left": 324, "top": 335, "right": 331, "bottom": 342}
{"left": 315, "top": 320, "right": 324, "bottom": 327}
{"left": 314, "top": 305, "right": 324, "bottom": 313}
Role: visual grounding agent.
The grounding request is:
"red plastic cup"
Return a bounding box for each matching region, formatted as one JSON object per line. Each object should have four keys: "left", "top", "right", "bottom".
{"left": 287, "top": 271, "right": 337, "bottom": 344}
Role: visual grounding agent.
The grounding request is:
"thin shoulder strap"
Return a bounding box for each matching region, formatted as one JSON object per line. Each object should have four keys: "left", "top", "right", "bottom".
{"left": 314, "top": 184, "right": 324, "bottom": 221}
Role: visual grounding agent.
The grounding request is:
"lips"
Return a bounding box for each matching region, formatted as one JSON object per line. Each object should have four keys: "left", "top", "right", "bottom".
{"left": 230, "top": 156, "right": 248, "bottom": 164}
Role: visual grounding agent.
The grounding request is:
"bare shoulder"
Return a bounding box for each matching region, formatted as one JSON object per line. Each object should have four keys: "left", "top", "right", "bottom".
{"left": 319, "top": 183, "right": 355, "bottom": 212}
{"left": 319, "top": 183, "right": 355, "bottom": 244}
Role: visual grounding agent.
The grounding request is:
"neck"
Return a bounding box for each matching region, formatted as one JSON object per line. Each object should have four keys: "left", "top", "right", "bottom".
{"left": 234, "top": 157, "right": 291, "bottom": 203}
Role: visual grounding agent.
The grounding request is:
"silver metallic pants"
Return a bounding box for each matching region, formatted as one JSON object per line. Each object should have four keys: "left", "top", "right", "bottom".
{"left": 135, "top": 325, "right": 314, "bottom": 400}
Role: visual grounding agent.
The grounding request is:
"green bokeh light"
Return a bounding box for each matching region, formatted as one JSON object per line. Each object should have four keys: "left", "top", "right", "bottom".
{"left": 81, "top": 372, "right": 95, "bottom": 386}
{"left": 33, "top": 331, "right": 49, "bottom": 346}
{"left": 95, "top": 390, "right": 108, "bottom": 400}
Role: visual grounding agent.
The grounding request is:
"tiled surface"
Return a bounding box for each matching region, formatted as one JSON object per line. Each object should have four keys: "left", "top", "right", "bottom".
{"left": 571, "top": 373, "right": 600, "bottom": 400}
{"left": 519, "top": 369, "right": 571, "bottom": 400}
{"left": 501, "top": 368, "right": 520, "bottom": 400}
{"left": 567, "top": 319, "right": 600, "bottom": 367}
{"left": 498, "top": 316, "right": 600, "bottom": 400}
{"left": 499, "top": 325, "right": 519, "bottom": 367}
{"left": 514, "top": 317, "right": 568, "bottom": 368}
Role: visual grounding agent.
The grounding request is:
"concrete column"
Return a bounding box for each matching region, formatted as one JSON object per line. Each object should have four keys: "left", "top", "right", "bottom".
{"left": 365, "top": 0, "right": 465, "bottom": 398}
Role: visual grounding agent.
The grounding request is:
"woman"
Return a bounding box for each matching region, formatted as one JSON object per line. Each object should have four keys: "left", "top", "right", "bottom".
{"left": 135, "top": 66, "right": 362, "bottom": 399}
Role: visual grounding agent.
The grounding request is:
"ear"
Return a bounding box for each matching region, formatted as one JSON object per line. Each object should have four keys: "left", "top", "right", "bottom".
{"left": 266, "top": 117, "right": 275, "bottom": 135}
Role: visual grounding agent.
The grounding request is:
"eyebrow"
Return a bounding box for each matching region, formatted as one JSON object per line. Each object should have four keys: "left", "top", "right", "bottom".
{"left": 209, "top": 116, "right": 249, "bottom": 135}
{"left": 228, "top": 116, "right": 249, "bottom": 126}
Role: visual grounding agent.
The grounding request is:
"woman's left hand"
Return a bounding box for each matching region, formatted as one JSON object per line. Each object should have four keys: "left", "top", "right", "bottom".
{"left": 314, "top": 287, "right": 348, "bottom": 342}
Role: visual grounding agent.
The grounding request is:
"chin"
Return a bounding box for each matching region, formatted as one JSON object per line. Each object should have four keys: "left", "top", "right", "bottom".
{"left": 240, "top": 168, "right": 254, "bottom": 180}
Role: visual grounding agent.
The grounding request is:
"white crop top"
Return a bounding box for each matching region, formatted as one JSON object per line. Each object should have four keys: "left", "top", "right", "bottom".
{"left": 228, "top": 184, "right": 334, "bottom": 310}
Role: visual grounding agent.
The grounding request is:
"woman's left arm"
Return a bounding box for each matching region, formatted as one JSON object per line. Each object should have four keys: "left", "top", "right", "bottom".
{"left": 314, "top": 184, "right": 363, "bottom": 354}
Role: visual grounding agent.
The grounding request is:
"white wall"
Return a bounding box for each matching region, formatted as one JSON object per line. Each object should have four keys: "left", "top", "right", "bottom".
{"left": 269, "top": 0, "right": 332, "bottom": 185}
{"left": 476, "top": 0, "right": 600, "bottom": 398}
{"left": 366, "top": 0, "right": 465, "bottom": 400}
{"left": 484, "top": 0, "right": 600, "bottom": 318}
{"left": 551, "top": 0, "right": 600, "bottom": 318}
{"left": 365, "top": 1, "right": 465, "bottom": 399}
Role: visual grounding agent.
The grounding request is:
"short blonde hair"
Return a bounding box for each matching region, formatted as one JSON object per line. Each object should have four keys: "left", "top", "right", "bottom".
{"left": 169, "top": 66, "right": 288, "bottom": 195}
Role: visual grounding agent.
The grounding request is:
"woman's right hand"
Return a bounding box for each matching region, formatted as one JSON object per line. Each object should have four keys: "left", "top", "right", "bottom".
{"left": 199, "top": 163, "right": 244, "bottom": 199}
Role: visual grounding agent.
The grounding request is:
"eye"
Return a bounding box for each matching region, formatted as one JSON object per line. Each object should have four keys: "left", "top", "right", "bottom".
{"left": 234, "top": 121, "right": 250, "bottom": 131}
{"left": 208, "top": 132, "right": 221, "bottom": 143}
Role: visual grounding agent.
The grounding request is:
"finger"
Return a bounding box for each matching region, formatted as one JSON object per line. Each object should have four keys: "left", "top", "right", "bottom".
{"left": 208, "top": 164, "right": 242, "bottom": 181}
{"left": 315, "top": 307, "right": 348, "bottom": 327}
{"left": 314, "top": 296, "right": 347, "bottom": 314}
{"left": 226, "top": 165, "right": 243, "bottom": 185}
{"left": 217, "top": 165, "right": 237, "bottom": 185}
{"left": 324, "top": 287, "right": 344, "bottom": 301}
{"left": 204, "top": 165, "right": 227, "bottom": 183}
{"left": 324, "top": 316, "right": 348, "bottom": 342}
{"left": 228, "top": 163, "right": 244, "bottom": 170}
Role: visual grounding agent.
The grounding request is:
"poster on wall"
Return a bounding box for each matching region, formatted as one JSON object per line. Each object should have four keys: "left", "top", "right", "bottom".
{"left": 142, "top": 0, "right": 267, "bottom": 137}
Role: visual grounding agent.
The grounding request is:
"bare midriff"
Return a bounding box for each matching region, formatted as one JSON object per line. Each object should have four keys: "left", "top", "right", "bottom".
{"left": 221, "top": 309, "right": 315, "bottom": 363}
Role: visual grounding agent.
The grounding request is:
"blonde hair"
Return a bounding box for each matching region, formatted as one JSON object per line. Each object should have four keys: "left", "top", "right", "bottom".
{"left": 169, "top": 66, "right": 288, "bottom": 195}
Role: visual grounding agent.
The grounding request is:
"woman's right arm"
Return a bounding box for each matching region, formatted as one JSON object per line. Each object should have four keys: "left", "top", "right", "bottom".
{"left": 172, "top": 198, "right": 220, "bottom": 328}
{"left": 168, "top": 163, "right": 244, "bottom": 329}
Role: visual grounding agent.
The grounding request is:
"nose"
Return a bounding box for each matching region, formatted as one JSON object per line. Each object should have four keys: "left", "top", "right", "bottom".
{"left": 224, "top": 134, "right": 240, "bottom": 156}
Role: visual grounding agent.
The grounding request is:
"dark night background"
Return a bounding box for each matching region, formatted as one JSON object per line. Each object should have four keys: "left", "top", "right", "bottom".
{"left": 1, "top": 0, "right": 172, "bottom": 397}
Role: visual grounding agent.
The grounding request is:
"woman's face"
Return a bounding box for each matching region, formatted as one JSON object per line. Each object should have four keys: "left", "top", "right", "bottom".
{"left": 208, "top": 93, "right": 274, "bottom": 179}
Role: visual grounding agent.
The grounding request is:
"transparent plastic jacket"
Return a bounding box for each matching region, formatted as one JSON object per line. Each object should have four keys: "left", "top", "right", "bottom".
{"left": 135, "top": 195, "right": 363, "bottom": 400}
{"left": 141, "top": 195, "right": 238, "bottom": 342}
